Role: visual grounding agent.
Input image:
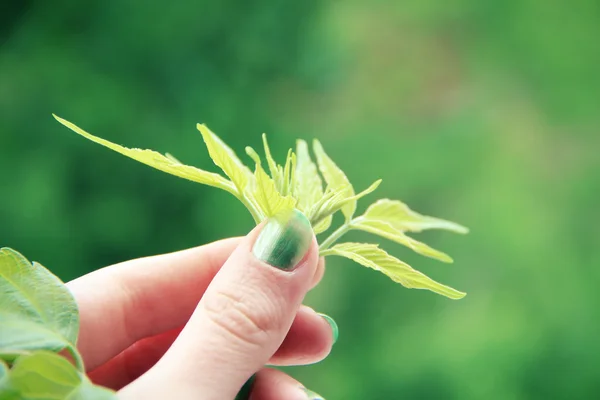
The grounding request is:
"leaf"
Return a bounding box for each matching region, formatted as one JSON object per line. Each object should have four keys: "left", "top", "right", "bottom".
{"left": 0, "top": 248, "right": 79, "bottom": 346}
{"left": 308, "top": 180, "right": 381, "bottom": 227}
{"left": 197, "top": 123, "right": 252, "bottom": 194}
{"left": 0, "top": 361, "right": 8, "bottom": 380}
{"left": 0, "top": 317, "right": 71, "bottom": 358}
{"left": 289, "top": 152, "right": 297, "bottom": 198}
{"left": 295, "top": 140, "right": 324, "bottom": 213}
{"left": 321, "top": 243, "right": 466, "bottom": 299}
{"left": 0, "top": 351, "right": 28, "bottom": 365}
{"left": 53, "top": 115, "right": 233, "bottom": 192}
{"left": 261, "top": 134, "right": 281, "bottom": 187}
{"left": 9, "top": 351, "right": 81, "bottom": 399}
{"left": 312, "top": 215, "right": 332, "bottom": 234}
{"left": 66, "top": 379, "right": 117, "bottom": 400}
{"left": 313, "top": 139, "right": 356, "bottom": 221}
{"left": 281, "top": 149, "right": 294, "bottom": 196}
{"left": 351, "top": 219, "right": 453, "bottom": 263}
{"left": 164, "top": 152, "right": 182, "bottom": 164}
{"left": 0, "top": 360, "right": 19, "bottom": 400}
{"left": 7, "top": 351, "right": 117, "bottom": 400}
{"left": 363, "top": 199, "right": 469, "bottom": 234}
{"left": 245, "top": 147, "right": 296, "bottom": 218}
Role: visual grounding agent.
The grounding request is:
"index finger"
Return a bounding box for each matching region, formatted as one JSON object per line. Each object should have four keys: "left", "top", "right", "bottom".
{"left": 67, "top": 237, "right": 240, "bottom": 371}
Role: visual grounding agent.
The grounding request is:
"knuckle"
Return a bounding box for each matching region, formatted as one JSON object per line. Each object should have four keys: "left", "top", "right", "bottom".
{"left": 202, "top": 286, "right": 283, "bottom": 348}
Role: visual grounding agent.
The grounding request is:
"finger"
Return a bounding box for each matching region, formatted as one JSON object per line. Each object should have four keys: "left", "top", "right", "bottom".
{"left": 119, "top": 210, "right": 318, "bottom": 400}
{"left": 67, "top": 237, "right": 240, "bottom": 371}
{"left": 245, "top": 368, "right": 325, "bottom": 400}
{"left": 88, "top": 305, "right": 336, "bottom": 390}
{"left": 88, "top": 327, "right": 183, "bottom": 390}
{"left": 269, "top": 305, "right": 336, "bottom": 366}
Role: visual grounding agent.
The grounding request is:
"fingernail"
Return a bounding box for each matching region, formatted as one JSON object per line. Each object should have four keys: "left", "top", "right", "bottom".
{"left": 317, "top": 313, "right": 338, "bottom": 344}
{"left": 234, "top": 374, "right": 256, "bottom": 400}
{"left": 253, "top": 209, "right": 313, "bottom": 270}
{"left": 303, "top": 387, "right": 326, "bottom": 399}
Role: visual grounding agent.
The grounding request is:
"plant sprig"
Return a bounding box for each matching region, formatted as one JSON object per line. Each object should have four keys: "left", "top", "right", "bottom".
{"left": 53, "top": 114, "right": 468, "bottom": 299}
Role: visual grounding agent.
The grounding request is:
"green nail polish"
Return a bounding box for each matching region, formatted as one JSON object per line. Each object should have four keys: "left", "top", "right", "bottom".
{"left": 234, "top": 374, "right": 256, "bottom": 400}
{"left": 303, "top": 387, "right": 326, "bottom": 399}
{"left": 317, "top": 313, "right": 338, "bottom": 344}
{"left": 253, "top": 209, "right": 312, "bottom": 270}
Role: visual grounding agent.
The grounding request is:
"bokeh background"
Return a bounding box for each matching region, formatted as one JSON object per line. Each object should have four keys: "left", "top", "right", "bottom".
{"left": 2, "top": 1, "right": 599, "bottom": 398}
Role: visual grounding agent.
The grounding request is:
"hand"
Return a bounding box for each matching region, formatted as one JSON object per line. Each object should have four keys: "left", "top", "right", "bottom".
{"left": 67, "top": 210, "right": 336, "bottom": 399}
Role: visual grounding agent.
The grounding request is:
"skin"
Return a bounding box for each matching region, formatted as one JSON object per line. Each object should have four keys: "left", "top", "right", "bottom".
{"left": 67, "top": 222, "right": 331, "bottom": 399}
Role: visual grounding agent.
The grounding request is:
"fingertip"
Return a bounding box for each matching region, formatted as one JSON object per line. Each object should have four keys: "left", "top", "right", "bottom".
{"left": 251, "top": 209, "right": 316, "bottom": 272}
{"left": 270, "top": 305, "right": 335, "bottom": 365}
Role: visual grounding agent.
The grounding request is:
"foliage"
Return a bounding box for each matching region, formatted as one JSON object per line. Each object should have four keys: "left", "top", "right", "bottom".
{"left": 0, "top": 248, "right": 117, "bottom": 399}
{"left": 54, "top": 116, "right": 467, "bottom": 299}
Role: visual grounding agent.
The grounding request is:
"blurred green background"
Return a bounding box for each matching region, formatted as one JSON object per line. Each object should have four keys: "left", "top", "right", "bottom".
{"left": 2, "top": 0, "right": 599, "bottom": 398}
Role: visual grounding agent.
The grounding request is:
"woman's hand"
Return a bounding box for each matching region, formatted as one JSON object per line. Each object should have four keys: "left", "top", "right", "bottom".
{"left": 67, "top": 210, "right": 335, "bottom": 399}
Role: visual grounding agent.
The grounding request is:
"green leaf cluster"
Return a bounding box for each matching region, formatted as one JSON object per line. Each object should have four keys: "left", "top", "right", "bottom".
{"left": 0, "top": 248, "right": 117, "bottom": 399}
{"left": 54, "top": 115, "right": 468, "bottom": 299}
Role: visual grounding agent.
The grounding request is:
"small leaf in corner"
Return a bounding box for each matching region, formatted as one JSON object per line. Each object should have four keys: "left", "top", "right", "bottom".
{"left": 0, "top": 248, "right": 79, "bottom": 351}
{"left": 6, "top": 351, "right": 117, "bottom": 399}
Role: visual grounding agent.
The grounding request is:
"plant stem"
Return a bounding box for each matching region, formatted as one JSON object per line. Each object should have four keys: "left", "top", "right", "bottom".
{"left": 239, "top": 195, "right": 262, "bottom": 224}
{"left": 319, "top": 222, "right": 352, "bottom": 252}
{"left": 221, "top": 183, "right": 263, "bottom": 224}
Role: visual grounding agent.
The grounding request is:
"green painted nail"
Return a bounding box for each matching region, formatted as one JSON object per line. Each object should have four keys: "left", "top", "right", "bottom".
{"left": 253, "top": 209, "right": 312, "bottom": 270}
{"left": 303, "top": 387, "right": 326, "bottom": 399}
{"left": 234, "top": 374, "right": 256, "bottom": 400}
{"left": 317, "top": 313, "right": 338, "bottom": 344}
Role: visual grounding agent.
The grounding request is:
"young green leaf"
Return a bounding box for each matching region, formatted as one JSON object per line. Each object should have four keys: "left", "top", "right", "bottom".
{"left": 261, "top": 134, "right": 282, "bottom": 188}
{"left": 0, "top": 248, "right": 79, "bottom": 349}
{"left": 312, "top": 215, "right": 333, "bottom": 234}
{"left": 164, "top": 152, "right": 183, "bottom": 164}
{"left": 281, "top": 149, "right": 294, "bottom": 196}
{"left": 321, "top": 243, "right": 465, "bottom": 299}
{"left": 54, "top": 115, "right": 468, "bottom": 300}
{"left": 351, "top": 219, "right": 453, "bottom": 263}
{"left": 7, "top": 351, "right": 117, "bottom": 400}
{"left": 197, "top": 123, "right": 252, "bottom": 195}
{"left": 289, "top": 152, "right": 297, "bottom": 198}
{"left": 245, "top": 147, "right": 296, "bottom": 218}
{"left": 295, "top": 140, "right": 324, "bottom": 213}
{"left": 306, "top": 185, "right": 349, "bottom": 222}
{"left": 313, "top": 139, "right": 356, "bottom": 222}
{"left": 309, "top": 179, "right": 382, "bottom": 227}
{"left": 53, "top": 115, "right": 234, "bottom": 193}
{"left": 363, "top": 199, "right": 469, "bottom": 234}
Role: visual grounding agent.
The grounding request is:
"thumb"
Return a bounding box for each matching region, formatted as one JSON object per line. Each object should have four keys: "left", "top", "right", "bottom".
{"left": 120, "top": 210, "right": 318, "bottom": 400}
